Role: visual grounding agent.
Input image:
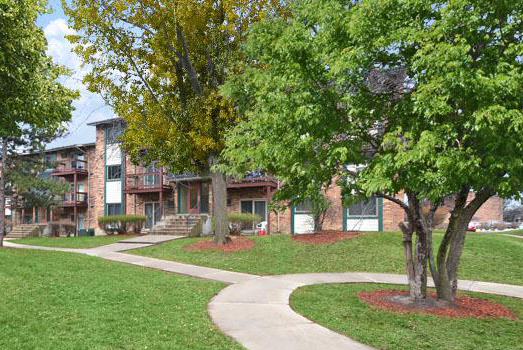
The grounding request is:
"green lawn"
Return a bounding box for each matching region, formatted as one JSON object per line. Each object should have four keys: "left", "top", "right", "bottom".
{"left": 503, "top": 230, "right": 523, "bottom": 236}
{"left": 131, "top": 232, "right": 523, "bottom": 285}
{"left": 14, "top": 234, "right": 137, "bottom": 249}
{"left": 0, "top": 248, "right": 242, "bottom": 350}
{"left": 291, "top": 283, "right": 523, "bottom": 350}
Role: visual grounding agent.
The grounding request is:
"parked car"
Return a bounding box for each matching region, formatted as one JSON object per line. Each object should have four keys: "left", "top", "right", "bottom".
{"left": 467, "top": 221, "right": 479, "bottom": 232}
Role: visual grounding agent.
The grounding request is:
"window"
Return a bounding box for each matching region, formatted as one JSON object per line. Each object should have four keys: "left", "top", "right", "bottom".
{"left": 44, "top": 153, "right": 57, "bottom": 166}
{"left": 144, "top": 163, "right": 158, "bottom": 186}
{"left": 200, "top": 183, "right": 210, "bottom": 213}
{"left": 107, "top": 203, "right": 122, "bottom": 216}
{"left": 106, "top": 124, "right": 124, "bottom": 144}
{"left": 107, "top": 165, "right": 122, "bottom": 180}
{"left": 348, "top": 197, "right": 378, "bottom": 217}
{"left": 295, "top": 199, "right": 312, "bottom": 214}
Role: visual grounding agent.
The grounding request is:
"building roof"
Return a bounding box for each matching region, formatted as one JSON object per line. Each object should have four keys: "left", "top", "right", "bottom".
{"left": 86, "top": 117, "right": 124, "bottom": 126}
{"left": 44, "top": 143, "right": 95, "bottom": 153}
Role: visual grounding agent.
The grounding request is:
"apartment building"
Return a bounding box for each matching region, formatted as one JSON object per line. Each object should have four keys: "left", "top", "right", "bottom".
{"left": 9, "top": 143, "right": 96, "bottom": 235}
{"left": 7, "top": 117, "right": 504, "bottom": 236}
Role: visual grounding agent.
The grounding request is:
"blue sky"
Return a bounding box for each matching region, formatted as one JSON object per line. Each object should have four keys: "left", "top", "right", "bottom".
{"left": 38, "top": 0, "right": 113, "bottom": 148}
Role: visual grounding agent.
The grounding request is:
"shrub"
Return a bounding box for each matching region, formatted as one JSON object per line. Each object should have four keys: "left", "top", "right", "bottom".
{"left": 98, "top": 215, "right": 147, "bottom": 234}
{"left": 228, "top": 212, "right": 261, "bottom": 235}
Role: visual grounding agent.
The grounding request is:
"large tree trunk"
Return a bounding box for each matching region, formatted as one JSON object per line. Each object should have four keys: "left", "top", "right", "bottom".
{"left": 208, "top": 157, "right": 228, "bottom": 244}
{"left": 0, "top": 138, "right": 7, "bottom": 247}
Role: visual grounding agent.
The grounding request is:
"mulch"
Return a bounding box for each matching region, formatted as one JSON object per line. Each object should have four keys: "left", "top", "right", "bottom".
{"left": 359, "top": 289, "right": 517, "bottom": 320}
{"left": 292, "top": 230, "right": 360, "bottom": 244}
{"left": 184, "top": 236, "right": 254, "bottom": 253}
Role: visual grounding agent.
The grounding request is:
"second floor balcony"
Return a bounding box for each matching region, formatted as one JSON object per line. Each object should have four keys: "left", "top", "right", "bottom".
{"left": 124, "top": 172, "right": 171, "bottom": 193}
{"left": 52, "top": 159, "right": 89, "bottom": 176}
{"left": 60, "top": 191, "right": 88, "bottom": 207}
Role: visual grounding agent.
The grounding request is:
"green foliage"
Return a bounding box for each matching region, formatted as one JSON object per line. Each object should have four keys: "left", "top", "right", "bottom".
{"left": 228, "top": 212, "right": 262, "bottom": 224}
{"left": 98, "top": 214, "right": 146, "bottom": 234}
{"left": 221, "top": 0, "right": 523, "bottom": 205}
{"left": 0, "top": 0, "right": 78, "bottom": 139}
{"left": 9, "top": 161, "right": 70, "bottom": 208}
{"left": 64, "top": 0, "right": 286, "bottom": 173}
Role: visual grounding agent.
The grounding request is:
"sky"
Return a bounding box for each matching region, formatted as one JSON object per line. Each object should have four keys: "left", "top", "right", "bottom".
{"left": 38, "top": 0, "right": 113, "bottom": 148}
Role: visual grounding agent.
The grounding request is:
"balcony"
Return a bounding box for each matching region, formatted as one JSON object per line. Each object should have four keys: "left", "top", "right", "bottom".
{"left": 124, "top": 172, "right": 171, "bottom": 194}
{"left": 52, "top": 159, "right": 88, "bottom": 176}
{"left": 227, "top": 176, "right": 278, "bottom": 189}
{"left": 60, "top": 192, "right": 88, "bottom": 207}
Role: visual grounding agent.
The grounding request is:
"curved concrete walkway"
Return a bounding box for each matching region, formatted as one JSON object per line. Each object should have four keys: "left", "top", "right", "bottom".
{"left": 4, "top": 240, "right": 523, "bottom": 350}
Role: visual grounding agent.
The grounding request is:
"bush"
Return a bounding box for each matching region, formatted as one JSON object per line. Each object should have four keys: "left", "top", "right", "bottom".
{"left": 98, "top": 215, "right": 147, "bottom": 234}
{"left": 228, "top": 212, "right": 261, "bottom": 235}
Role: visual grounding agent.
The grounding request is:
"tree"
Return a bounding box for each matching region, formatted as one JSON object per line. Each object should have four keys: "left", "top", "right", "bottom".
{"left": 0, "top": 0, "right": 78, "bottom": 247}
{"left": 64, "top": 0, "right": 286, "bottom": 244}
{"left": 221, "top": 0, "right": 523, "bottom": 302}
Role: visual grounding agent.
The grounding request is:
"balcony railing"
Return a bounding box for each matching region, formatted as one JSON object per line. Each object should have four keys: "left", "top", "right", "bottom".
{"left": 61, "top": 191, "right": 88, "bottom": 206}
{"left": 227, "top": 176, "right": 278, "bottom": 188}
{"left": 52, "top": 159, "right": 88, "bottom": 175}
{"left": 125, "top": 172, "right": 170, "bottom": 193}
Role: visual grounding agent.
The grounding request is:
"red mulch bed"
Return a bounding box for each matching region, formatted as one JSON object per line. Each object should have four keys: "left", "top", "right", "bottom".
{"left": 184, "top": 236, "right": 254, "bottom": 253}
{"left": 359, "top": 289, "right": 517, "bottom": 320}
{"left": 292, "top": 230, "right": 360, "bottom": 244}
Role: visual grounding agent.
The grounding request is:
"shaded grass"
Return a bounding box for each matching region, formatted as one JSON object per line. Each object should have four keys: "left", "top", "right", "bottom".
{"left": 131, "top": 232, "right": 523, "bottom": 285}
{"left": 291, "top": 283, "right": 523, "bottom": 350}
{"left": 0, "top": 248, "right": 242, "bottom": 350}
{"left": 14, "top": 234, "right": 137, "bottom": 249}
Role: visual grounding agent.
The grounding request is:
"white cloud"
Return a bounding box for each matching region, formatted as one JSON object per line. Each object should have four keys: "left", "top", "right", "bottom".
{"left": 43, "top": 18, "right": 114, "bottom": 148}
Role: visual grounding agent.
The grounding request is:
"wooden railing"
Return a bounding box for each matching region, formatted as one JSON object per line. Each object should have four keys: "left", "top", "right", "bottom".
{"left": 53, "top": 159, "right": 88, "bottom": 174}
{"left": 125, "top": 172, "right": 167, "bottom": 192}
{"left": 61, "top": 191, "right": 88, "bottom": 205}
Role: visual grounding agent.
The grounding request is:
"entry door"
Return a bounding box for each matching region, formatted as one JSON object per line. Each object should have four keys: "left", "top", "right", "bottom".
{"left": 240, "top": 200, "right": 267, "bottom": 231}
{"left": 77, "top": 213, "right": 85, "bottom": 230}
{"left": 145, "top": 202, "right": 160, "bottom": 229}
{"left": 187, "top": 183, "right": 200, "bottom": 214}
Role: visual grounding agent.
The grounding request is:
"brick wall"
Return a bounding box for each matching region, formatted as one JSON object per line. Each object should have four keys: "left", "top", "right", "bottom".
{"left": 92, "top": 126, "right": 106, "bottom": 234}
{"left": 382, "top": 194, "right": 406, "bottom": 232}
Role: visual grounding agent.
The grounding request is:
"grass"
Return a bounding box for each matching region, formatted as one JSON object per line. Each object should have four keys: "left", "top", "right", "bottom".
{"left": 291, "top": 283, "right": 523, "bottom": 350}
{"left": 13, "top": 234, "right": 137, "bottom": 249}
{"left": 0, "top": 248, "right": 242, "bottom": 350}
{"left": 502, "top": 229, "right": 523, "bottom": 236}
{"left": 131, "top": 232, "right": 523, "bottom": 285}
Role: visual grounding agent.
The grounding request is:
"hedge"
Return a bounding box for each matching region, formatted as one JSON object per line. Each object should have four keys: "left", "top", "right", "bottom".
{"left": 98, "top": 215, "right": 147, "bottom": 234}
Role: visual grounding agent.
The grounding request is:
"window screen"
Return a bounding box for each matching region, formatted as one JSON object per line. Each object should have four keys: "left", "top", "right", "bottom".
{"left": 295, "top": 200, "right": 312, "bottom": 213}
{"left": 107, "top": 165, "right": 122, "bottom": 180}
{"left": 107, "top": 203, "right": 122, "bottom": 216}
{"left": 348, "top": 197, "right": 378, "bottom": 216}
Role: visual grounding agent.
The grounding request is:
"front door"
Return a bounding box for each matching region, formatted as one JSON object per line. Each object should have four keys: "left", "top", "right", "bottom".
{"left": 77, "top": 213, "right": 85, "bottom": 230}
{"left": 145, "top": 202, "right": 161, "bottom": 229}
{"left": 240, "top": 200, "right": 267, "bottom": 231}
{"left": 188, "top": 182, "right": 199, "bottom": 214}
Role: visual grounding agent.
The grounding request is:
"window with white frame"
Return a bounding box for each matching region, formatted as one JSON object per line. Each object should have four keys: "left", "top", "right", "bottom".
{"left": 295, "top": 199, "right": 313, "bottom": 214}
{"left": 347, "top": 196, "right": 378, "bottom": 217}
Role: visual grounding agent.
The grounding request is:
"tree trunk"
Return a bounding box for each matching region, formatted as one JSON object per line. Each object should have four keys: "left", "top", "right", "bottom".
{"left": 209, "top": 157, "right": 228, "bottom": 244}
{"left": 399, "top": 221, "right": 426, "bottom": 300}
{"left": 445, "top": 189, "right": 492, "bottom": 299}
{"left": 0, "top": 138, "right": 7, "bottom": 247}
{"left": 413, "top": 231, "right": 428, "bottom": 299}
{"left": 435, "top": 187, "right": 492, "bottom": 302}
